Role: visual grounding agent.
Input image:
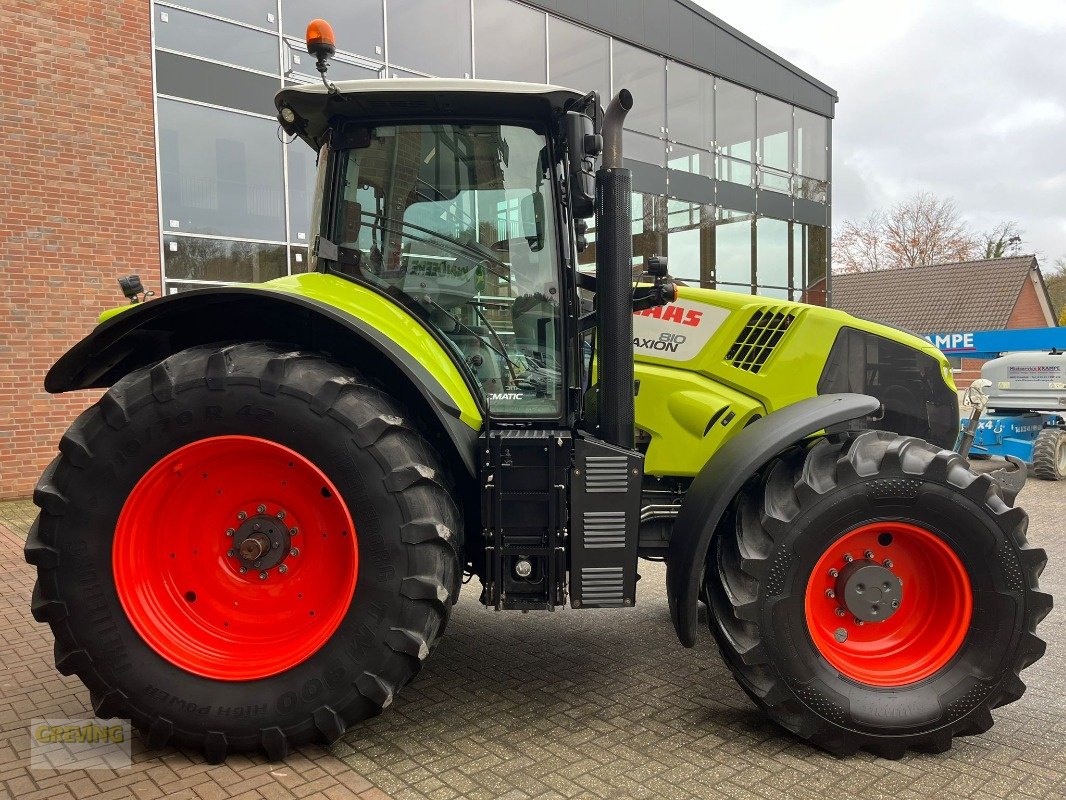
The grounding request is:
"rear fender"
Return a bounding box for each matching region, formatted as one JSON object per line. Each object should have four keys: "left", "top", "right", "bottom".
{"left": 666, "top": 393, "right": 882, "bottom": 646}
{"left": 46, "top": 284, "right": 483, "bottom": 476}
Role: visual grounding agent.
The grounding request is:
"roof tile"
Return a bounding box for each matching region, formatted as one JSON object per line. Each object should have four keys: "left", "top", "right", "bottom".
{"left": 830, "top": 256, "right": 1036, "bottom": 334}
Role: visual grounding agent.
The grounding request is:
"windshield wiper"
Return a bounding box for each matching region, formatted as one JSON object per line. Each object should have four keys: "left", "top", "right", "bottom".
{"left": 334, "top": 213, "right": 531, "bottom": 383}
{"left": 470, "top": 303, "right": 521, "bottom": 381}
{"left": 423, "top": 296, "right": 522, "bottom": 383}
{"left": 355, "top": 212, "right": 512, "bottom": 283}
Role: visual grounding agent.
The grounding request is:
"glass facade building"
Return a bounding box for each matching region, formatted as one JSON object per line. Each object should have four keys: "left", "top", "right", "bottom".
{"left": 150, "top": 0, "right": 833, "bottom": 302}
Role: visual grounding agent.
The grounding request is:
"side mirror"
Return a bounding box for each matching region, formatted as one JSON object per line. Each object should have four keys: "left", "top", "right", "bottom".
{"left": 565, "top": 110, "right": 600, "bottom": 219}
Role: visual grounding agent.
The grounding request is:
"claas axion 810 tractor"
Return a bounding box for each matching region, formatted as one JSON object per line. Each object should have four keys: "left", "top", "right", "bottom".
{"left": 27, "top": 20, "right": 1050, "bottom": 763}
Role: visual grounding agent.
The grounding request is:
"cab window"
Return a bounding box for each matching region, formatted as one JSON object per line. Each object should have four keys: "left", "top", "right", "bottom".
{"left": 332, "top": 123, "right": 561, "bottom": 417}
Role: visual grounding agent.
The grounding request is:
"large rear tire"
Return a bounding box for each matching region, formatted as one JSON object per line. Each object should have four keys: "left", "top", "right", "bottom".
{"left": 1032, "top": 427, "right": 1066, "bottom": 481}
{"left": 25, "top": 342, "right": 462, "bottom": 762}
{"left": 706, "top": 431, "right": 1050, "bottom": 758}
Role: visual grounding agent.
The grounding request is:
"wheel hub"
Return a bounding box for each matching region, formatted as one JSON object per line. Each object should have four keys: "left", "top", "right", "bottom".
{"left": 113, "top": 435, "right": 358, "bottom": 681}
{"left": 232, "top": 513, "right": 292, "bottom": 572}
{"left": 836, "top": 560, "right": 902, "bottom": 622}
{"left": 804, "top": 521, "right": 972, "bottom": 686}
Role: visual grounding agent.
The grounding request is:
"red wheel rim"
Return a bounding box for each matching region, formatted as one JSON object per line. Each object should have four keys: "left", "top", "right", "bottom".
{"left": 804, "top": 521, "right": 972, "bottom": 686}
{"left": 114, "top": 436, "right": 358, "bottom": 681}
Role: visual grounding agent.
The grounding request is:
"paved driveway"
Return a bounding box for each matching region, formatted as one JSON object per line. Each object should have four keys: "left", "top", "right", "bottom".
{"left": 2, "top": 480, "right": 1064, "bottom": 800}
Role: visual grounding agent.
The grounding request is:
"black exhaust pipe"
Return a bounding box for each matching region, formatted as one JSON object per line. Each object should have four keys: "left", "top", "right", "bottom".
{"left": 595, "top": 89, "right": 634, "bottom": 449}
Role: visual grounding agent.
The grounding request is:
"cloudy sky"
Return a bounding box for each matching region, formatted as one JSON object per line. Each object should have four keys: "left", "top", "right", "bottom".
{"left": 697, "top": 0, "right": 1066, "bottom": 267}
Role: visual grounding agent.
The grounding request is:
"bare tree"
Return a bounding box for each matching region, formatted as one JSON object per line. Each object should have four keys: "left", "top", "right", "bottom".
{"left": 1046, "top": 256, "right": 1066, "bottom": 324}
{"left": 833, "top": 192, "right": 980, "bottom": 273}
{"left": 981, "top": 220, "right": 1025, "bottom": 259}
{"left": 832, "top": 211, "right": 893, "bottom": 274}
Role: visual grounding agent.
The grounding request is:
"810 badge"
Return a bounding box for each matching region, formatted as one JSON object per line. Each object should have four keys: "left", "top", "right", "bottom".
{"left": 633, "top": 299, "right": 731, "bottom": 361}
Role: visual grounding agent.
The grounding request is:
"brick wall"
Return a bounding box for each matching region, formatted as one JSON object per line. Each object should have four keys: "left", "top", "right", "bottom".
{"left": 955, "top": 357, "right": 985, "bottom": 388}
{"left": 951, "top": 270, "right": 1054, "bottom": 389}
{"left": 1007, "top": 271, "right": 1054, "bottom": 328}
{"left": 0, "top": 2, "right": 159, "bottom": 499}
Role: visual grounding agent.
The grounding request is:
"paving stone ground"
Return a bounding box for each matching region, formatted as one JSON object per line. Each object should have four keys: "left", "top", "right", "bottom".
{"left": 2, "top": 480, "right": 1064, "bottom": 800}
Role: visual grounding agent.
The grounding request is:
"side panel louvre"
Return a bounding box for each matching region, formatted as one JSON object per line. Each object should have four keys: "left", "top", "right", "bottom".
{"left": 579, "top": 567, "right": 626, "bottom": 606}
{"left": 582, "top": 511, "right": 627, "bottom": 548}
{"left": 570, "top": 435, "right": 643, "bottom": 608}
{"left": 585, "top": 456, "right": 630, "bottom": 492}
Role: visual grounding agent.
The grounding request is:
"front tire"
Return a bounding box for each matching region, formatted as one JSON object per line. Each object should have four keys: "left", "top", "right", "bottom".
{"left": 707, "top": 431, "right": 1051, "bottom": 757}
{"left": 26, "top": 343, "right": 462, "bottom": 762}
{"left": 1032, "top": 427, "right": 1066, "bottom": 481}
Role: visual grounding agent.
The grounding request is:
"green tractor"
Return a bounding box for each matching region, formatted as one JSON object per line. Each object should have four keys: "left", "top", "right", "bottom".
{"left": 26, "top": 21, "right": 1050, "bottom": 763}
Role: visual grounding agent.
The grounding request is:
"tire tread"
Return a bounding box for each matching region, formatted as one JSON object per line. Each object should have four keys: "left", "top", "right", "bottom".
{"left": 707, "top": 432, "right": 1049, "bottom": 757}
{"left": 25, "top": 342, "right": 462, "bottom": 761}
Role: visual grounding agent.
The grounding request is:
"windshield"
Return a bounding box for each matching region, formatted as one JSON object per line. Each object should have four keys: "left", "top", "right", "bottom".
{"left": 331, "top": 123, "right": 562, "bottom": 417}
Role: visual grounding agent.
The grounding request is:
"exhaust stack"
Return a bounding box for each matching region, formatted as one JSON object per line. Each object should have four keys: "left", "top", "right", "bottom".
{"left": 595, "top": 89, "right": 635, "bottom": 449}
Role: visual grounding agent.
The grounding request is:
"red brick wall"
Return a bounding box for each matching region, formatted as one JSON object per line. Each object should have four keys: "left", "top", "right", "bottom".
{"left": 0, "top": 2, "right": 160, "bottom": 499}
{"left": 951, "top": 272, "right": 1053, "bottom": 390}
{"left": 955, "top": 357, "right": 985, "bottom": 388}
{"left": 1007, "top": 272, "right": 1053, "bottom": 328}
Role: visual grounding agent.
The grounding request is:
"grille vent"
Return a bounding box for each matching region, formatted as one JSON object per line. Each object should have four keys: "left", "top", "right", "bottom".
{"left": 726, "top": 308, "right": 795, "bottom": 373}
{"left": 582, "top": 511, "right": 627, "bottom": 548}
{"left": 585, "top": 456, "right": 629, "bottom": 493}
{"left": 580, "top": 566, "right": 625, "bottom": 606}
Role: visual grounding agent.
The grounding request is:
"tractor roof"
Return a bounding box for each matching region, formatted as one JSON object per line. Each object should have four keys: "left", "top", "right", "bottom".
{"left": 275, "top": 78, "right": 586, "bottom": 149}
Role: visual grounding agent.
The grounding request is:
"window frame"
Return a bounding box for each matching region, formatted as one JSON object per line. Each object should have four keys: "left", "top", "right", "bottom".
{"left": 318, "top": 117, "right": 575, "bottom": 423}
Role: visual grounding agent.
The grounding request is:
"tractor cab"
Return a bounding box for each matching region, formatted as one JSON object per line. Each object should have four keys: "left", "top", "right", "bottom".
{"left": 276, "top": 79, "right": 593, "bottom": 422}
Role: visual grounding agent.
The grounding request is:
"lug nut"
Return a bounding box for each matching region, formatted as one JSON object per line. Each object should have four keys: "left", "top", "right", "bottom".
{"left": 891, "top": 599, "right": 900, "bottom": 609}
{"left": 239, "top": 566, "right": 248, "bottom": 574}
{"left": 278, "top": 564, "right": 288, "bottom": 574}
{"left": 883, "top": 559, "right": 894, "bottom": 569}
{"left": 237, "top": 511, "right": 247, "bottom": 521}
{"left": 227, "top": 549, "right": 236, "bottom": 558}
{"left": 835, "top": 608, "right": 846, "bottom": 617}
{"left": 864, "top": 550, "right": 874, "bottom": 560}
{"left": 290, "top": 547, "right": 299, "bottom": 557}
{"left": 824, "top": 589, "right": 835, "bottom": 599}
{"left": 257, "top": 504, "right": 266, "bottom": 514}
{"left": 259, "top": 571, "right": 268, "bottom": 580}
{"left": 843, "top": 553, "right": 854, "bottom": 563}
{"left": 289, "top": 527, "right": 298, "bottom": 536}
{"left": 854, "top": 617, "right": 864, "bottom": 626}
{"left": 828, "top": 568, "right": 839, "bottom": 578}
{"left": 276, "top": 510, "right": 286, "bottom": 520}
{"left": 226, "top": 528, "right": 235, "bottom": 537}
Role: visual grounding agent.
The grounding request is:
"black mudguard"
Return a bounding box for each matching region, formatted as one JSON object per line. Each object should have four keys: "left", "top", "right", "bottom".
{"left": 46, "top": 287, "right": 480, "bottom": 476}
{"left": 666, "top": 393, "right": 882, "bottom": 646}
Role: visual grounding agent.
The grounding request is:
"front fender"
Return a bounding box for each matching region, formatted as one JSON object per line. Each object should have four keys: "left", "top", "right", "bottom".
{"left": 47, "top": 275, "right": 483, "bottom": 475}
{"left": 666, "top": 393, "right": 881, "bottom": 646}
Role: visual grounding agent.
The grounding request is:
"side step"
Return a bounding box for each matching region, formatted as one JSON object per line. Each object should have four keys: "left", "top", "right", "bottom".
{"left": 481, "top": 429, "right": 569, "bottom": 610}
{"left": 479, "top": 430, "right": 644, "bottom": 610}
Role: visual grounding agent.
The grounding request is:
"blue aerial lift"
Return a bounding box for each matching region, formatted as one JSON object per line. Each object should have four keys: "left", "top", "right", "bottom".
{"left": 923, "top": 327, "right": 1066, "bottom": 480}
